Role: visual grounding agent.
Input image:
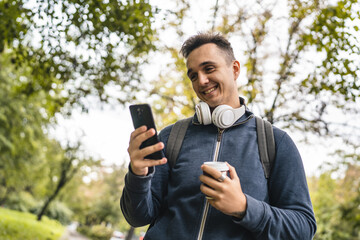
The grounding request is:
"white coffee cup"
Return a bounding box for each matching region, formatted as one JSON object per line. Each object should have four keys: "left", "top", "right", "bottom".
{"left": 203, "top": 161, "right": 229, "bottom": 180}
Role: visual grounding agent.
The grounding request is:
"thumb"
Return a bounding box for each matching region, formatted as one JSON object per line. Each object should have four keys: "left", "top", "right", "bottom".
{"left": 226, "top": 162, "right": 238, "bottom": 180}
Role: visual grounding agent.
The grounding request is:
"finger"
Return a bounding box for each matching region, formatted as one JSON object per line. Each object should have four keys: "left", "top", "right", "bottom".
{"left": 137, "top": 128, "right": 156, "bottom": 146}
{"left": 130, "top": 128, "right": 156, "bottom": 151}
{"left": 199, "top": 174, "right": 224, "bottom": 192}
{"left": 140, "top": 141, "right": 165, "bottom": 159}
{"left": 129, "top": 125, "right": 147, "bottom": 142}
{"left": 227, "top": 162, "right": 238, "bottom": 180}
{"left": 201, "top": 165, "right": 221, "bottom": 179}
{"left": 200, "top": 183, "right": 217, "bottom": 197}
{"left": 132, "top": 157, "right": 168, "bottom": 170}
{"left": 217, "top": 174, "right": 227, "bottom": 182}
{"left": 143, "top": 157, "right": 168, "bottom": 167}
{"left": 201, "top": 165, "right": 229, "bottom": 184}
{"left": 130, "top": 157, "right": 167, "bottom": 176}
{"left": 199, "top": 174, "right": 218, "bottom": 187}
{"left": 128, "top": 126, "right": 148, "bottom": 153}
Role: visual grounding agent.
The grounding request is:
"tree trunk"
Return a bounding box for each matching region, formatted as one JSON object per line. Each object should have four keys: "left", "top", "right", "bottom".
{"left": 0, "top": 187, "right": 9, "bottom": 205}
{"left": 37, "top": 152, "right": 78, "bottom": 221}
{"left": 37, "top": 172, "right": 67, "bottom": 221}
{"left": 0, "top": 179, "right": 10, "bottom": 205}
{"left": 125, "top": 226, "right": 135, "bottom": 240}
{"left": 36, "top": 195, "right": 53, "bottom": 221}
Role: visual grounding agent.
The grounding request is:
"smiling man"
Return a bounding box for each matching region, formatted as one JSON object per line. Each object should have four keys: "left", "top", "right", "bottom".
{"left": 121, "top": 32, "right": 317, "bottom": 240}
{"left": 185, "top": 40, "right": 240, "bottom": 109}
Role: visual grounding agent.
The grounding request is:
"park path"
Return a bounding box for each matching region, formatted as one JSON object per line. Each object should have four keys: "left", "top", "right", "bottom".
{"left": 59, "top": 225, "right": 89, "bottom": 240}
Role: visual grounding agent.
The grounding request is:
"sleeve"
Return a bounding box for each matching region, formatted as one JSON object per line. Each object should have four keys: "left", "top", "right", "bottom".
{"left": 234, "top": 131, "right": 317, "bottom": 240}
{"left": 120, "top": 126, "right": 172, "bottom": 227}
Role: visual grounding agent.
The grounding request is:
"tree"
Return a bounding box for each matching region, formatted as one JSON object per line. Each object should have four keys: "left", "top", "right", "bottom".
{"left": 309, "top": 162, "right": 360, "bottom": 239}
{"left": 0, "top": 53, "right": 52, "bottom": 202}
{"left": 0, "top": 0, "right": 157, "bottom": 111}
{"left": 59, "top": 164, "right": 127, "bottom": 227}
{"left": 149, "top": 0, "right": 360, "bottom": 139}
{"left": 145, "top": 0, "right": 198, "bottom": 128}
{"left": 37, "top": 142, "right": 97, "bottom": 221}
{"left": 308, "top": 172, "right": 339, "bottom": 239}
{"left": 0, "top": 0, "right": 158, "bottom": 213}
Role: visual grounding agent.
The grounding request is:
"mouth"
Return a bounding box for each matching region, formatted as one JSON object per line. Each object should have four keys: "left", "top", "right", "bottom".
{"left": 202, "top": 85, "right": 218, "bottom": 95}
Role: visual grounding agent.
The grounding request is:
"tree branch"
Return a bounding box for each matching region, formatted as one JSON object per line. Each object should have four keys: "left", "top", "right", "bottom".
{"left": 212, "top": 0, "right": 219, "bottom": 32}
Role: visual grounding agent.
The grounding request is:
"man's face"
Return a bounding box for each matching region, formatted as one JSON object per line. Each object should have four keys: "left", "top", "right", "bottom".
{"left": 186, "top": 43, "right": 240, "bottom": 109}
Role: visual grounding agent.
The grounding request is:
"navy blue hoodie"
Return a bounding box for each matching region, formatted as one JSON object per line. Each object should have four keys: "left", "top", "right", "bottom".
{"left": 121, "top": 110, "right": 317, "bottom": 239}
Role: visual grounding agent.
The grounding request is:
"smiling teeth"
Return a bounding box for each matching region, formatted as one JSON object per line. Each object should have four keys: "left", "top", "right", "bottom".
{"left": 204, "top": 87, "right": 216, "bottom": 94}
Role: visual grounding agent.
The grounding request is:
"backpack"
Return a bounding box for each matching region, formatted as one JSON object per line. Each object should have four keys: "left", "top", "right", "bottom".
{"left": 165, "top": 116, "right": 275, "bottom": 179}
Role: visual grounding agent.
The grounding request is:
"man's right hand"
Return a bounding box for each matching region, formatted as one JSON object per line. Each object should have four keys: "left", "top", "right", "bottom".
{"left": 127, "top": 126, "right": 167, "bottom": 176}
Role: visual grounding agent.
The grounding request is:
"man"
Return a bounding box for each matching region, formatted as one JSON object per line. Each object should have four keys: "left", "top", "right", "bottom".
{"left": 121, "top": 33, "right": 317, "bottom": 239}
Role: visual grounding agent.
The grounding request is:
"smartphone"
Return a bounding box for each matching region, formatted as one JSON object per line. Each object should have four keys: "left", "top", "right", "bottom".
{"left": 129, "top": 104, "right": 164, "bottom": 160}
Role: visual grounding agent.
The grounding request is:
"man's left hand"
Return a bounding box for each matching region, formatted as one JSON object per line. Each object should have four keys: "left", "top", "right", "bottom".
{"left": 199, "top": 162, "right": 247, "bottom": 218}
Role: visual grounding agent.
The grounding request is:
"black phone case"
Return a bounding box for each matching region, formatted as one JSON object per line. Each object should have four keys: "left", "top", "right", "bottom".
{"left": 129, "top": 104, "right": 164, "bottom": 160}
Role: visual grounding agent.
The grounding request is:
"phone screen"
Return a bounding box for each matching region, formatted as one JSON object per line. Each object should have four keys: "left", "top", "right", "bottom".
{"left": 129, "top": 104, "right": 164, "bottom": 160}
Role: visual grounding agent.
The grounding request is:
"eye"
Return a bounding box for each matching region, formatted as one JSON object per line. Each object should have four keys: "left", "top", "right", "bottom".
{"left": 189, "top": 73, "right": 198, "bottom": 82}
{"left": 205, "top": 66, "right": 215, "bottom": 73}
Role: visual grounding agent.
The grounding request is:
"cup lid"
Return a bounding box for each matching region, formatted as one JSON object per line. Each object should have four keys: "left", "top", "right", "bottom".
{"left": 203, "top": 161, "right": 229, "bottom": 171}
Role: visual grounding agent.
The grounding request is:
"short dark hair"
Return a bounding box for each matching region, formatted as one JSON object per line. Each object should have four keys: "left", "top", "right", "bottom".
{"left": 180, "top": 32, "right": 235, "bottom": 63}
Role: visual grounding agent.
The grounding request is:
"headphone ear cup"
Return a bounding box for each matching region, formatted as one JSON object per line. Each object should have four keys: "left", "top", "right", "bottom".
{"left": 212, "top": 105, "right": 246, "bottom": 129}
{"left": 212, "top": 105, "right": 235, "bottom": 128}
{"left": 195, "top": 102, "right": 212, "bottom": 125}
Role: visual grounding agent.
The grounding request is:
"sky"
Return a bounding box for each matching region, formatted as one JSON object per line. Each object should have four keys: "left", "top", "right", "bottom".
{"left": 53, "top": 104, "right": 132, "bottom": 166}
{"left": 51, "top": 0, "right": 344, "bottom": 177}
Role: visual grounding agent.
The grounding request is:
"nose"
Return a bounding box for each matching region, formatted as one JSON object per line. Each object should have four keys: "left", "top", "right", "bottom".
{"left": 198, "top": 72, "right": 209, "bottom": 85}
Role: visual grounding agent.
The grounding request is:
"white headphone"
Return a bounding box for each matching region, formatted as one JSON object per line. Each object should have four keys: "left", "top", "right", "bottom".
{"left": 195, "top": 102, "right": 246, "bottom": 129}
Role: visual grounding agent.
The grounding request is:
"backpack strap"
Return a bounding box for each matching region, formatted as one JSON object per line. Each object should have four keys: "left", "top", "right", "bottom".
{"left": 166, "top": 117, "right": 192, "bottom": 168}
{"left": 255, "top": 116, "right": 276, "bottom": 179}
{"left": 166, "top": 116, "right": 276, "bottom": 179}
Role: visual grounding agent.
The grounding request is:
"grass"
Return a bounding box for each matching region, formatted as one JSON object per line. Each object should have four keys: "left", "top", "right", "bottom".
{"left": 0, "top": 207, "right": 65, "bottom": 240}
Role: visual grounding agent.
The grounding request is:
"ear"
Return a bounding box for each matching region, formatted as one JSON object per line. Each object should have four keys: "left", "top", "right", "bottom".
{"left": 232, "top": 60, "right": 240, "bottom": 80}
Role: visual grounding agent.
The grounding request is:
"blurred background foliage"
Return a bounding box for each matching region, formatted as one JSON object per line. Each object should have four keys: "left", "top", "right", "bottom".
{"left": 0, "top": 0, "right": 359, "bottom": 239}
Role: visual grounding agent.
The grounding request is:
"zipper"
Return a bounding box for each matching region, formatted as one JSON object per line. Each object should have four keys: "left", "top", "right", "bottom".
{"left": 197, "top": 128, "right": 224, "bottom": 240}
{"left": 197, "top": 200, "right": 210, "bottom": 240}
